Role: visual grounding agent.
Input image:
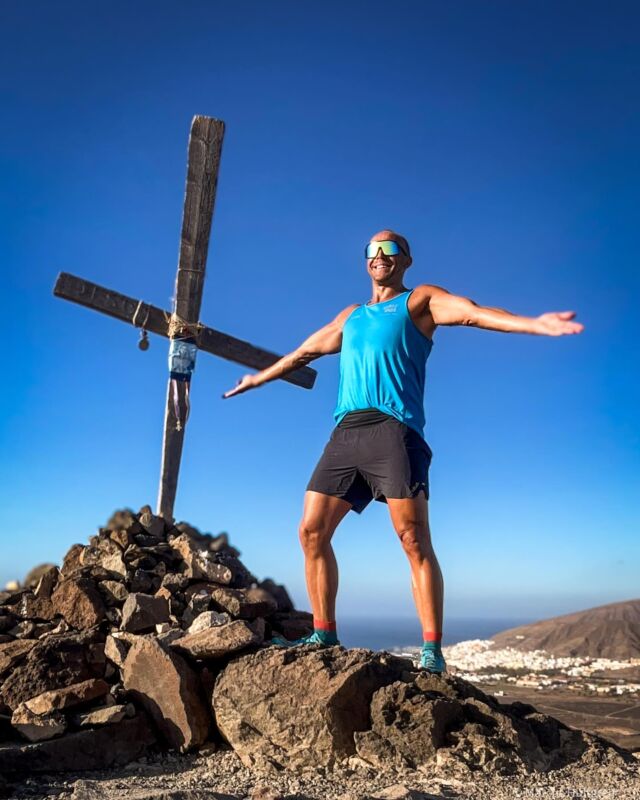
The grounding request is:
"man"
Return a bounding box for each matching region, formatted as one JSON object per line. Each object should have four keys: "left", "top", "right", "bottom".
{"left": 222, "top": 230, "right": 584, "bottom": 673}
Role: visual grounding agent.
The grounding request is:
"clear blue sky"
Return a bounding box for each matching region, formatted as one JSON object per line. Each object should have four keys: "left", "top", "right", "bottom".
{"left": 1, "top": 1, "right": 638, "bottom": 623}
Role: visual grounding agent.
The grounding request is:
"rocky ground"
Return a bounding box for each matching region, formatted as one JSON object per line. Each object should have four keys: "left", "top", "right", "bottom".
{"left": 2, "top": 743, "right": 639, "bottom": 799}
{"left": 1, "top": 508, "right": 639, "bottom": 800}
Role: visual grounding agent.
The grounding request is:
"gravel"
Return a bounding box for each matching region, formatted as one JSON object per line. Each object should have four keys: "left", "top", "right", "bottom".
{"left": 2, "top": 744, "right": 639, "bottom": 800}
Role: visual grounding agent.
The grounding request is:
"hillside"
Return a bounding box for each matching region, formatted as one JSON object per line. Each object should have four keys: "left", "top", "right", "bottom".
{"left": 490, "top": 598, "right": 640, "bottom": 658}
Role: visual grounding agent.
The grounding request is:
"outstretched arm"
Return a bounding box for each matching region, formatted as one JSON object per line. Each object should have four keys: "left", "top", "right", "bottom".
{"left": 427, "top": 286, "right": 584, "bottom": 336}
{"left": 222, "top": 303, "right": 359, "bottom": 398}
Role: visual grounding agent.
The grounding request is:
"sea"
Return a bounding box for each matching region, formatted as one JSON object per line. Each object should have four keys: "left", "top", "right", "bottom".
{"left": 337, "top": 616, "right": 535, "bottom": 652}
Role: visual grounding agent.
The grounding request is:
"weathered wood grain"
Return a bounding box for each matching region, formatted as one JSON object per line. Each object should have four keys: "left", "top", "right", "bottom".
{"left": 158, "top": 117, "right": 227, "bottom": 519}
{"left": 53, "top": 272, "right": 316, "bottom": 389}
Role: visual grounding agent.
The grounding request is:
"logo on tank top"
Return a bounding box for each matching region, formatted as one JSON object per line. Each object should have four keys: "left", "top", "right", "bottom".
{"left": 384, "top": 304, "right": 398, "bottom": 313}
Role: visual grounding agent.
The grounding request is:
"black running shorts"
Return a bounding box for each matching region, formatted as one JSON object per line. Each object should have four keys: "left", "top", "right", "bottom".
{"left": 305, "top": 413, "right": 433, "bottom": 514}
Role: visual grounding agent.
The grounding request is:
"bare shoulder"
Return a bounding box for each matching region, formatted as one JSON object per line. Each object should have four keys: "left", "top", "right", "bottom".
{"left": 409, "top": 284, "right": 443, "bottom": 313}
{"left": 412, "top": 283, "right": 449, "bottom": 301}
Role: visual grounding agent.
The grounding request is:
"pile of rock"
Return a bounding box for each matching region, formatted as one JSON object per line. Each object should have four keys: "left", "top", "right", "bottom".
{"left": 0, "top": 506, "right": 311, "bottom": 771}
{"left": 0, "top": 507, "right": 635, "bottom": 784}
{"left": 213, "top": 646, "right": 634, "bottom": 778}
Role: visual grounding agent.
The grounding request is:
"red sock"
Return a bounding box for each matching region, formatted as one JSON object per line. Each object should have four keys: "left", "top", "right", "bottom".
{"left": 423, "top": 630, "right": 442, "bottom": 643}
{"left": 314, "top": 619, "right": 337, "bottom": 632}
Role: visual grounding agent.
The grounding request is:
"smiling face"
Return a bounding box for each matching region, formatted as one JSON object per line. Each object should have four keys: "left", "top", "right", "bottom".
{"left": 366, "top": 229, "right": 413, "bottom": 284}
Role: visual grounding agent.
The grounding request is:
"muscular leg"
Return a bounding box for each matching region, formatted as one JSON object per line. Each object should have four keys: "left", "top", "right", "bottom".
{"left": 386, "top": 491, "right": 444, "bottom": 636}
{"left": 299, "top": 490, "right": 352, "bottom": 622}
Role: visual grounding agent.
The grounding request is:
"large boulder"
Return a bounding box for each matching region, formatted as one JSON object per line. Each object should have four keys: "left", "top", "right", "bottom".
{"left": 122, "top": 636, "right": 210, "bottom": 751}
{"left": 354, "top": 671, "right": 559, "bottom": 775}
{"left": 212, "top": 646, "right": 412, "bottom": 770}
{"left": 212, "top": 646, "right": 635, "bottom": 776}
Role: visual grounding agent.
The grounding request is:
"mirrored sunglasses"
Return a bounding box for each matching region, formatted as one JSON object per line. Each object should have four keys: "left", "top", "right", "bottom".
{"left": 365, "top": 240, "right": 407, "bottom": 259}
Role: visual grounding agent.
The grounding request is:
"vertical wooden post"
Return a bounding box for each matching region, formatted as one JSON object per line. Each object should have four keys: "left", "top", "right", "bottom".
{"left": 157, "top": 116, "right": 225, "bottom": 521}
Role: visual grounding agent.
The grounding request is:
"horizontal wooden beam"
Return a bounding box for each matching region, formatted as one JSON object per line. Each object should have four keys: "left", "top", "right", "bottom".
{"left": 53, "top": 272, "right": 317, "bottom": 390}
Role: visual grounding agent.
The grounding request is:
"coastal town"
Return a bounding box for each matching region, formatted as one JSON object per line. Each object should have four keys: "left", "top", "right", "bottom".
{"left": 399, "top": 639, "right": 640, "bottom": 695}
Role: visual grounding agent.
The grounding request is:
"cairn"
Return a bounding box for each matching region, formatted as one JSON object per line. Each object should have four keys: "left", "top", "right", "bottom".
{"left": 0, "top": 506, "right": 311, "bottom": 770}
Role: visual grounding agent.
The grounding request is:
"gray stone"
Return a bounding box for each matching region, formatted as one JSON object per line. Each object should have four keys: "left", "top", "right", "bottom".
{"left": 10, "top": 704, "right": 66, "bottom": 742}
{"left": 23, "top": 678, "right": 110, "bottom": 715}
{"left": 0, "top": 639, "right": 37, "bottom": 678}
{"left": 122, "top": 636, "right": 210, "bottom": 751}
{"left": 157, "top": 628, "right": 186, "bottom": 648}
{"left": 0, "top": 713, "right": 156, "bottom": 773}
{"left": 51, "top": 576, "right": 106, "bottom": 630}
{"left": 138, "top": 505, "right": 166, "bottom": 539}
{"left": 60, "top": 543, "right": 85, "bottom": 576}
{"left": 23, "top": 564, "right": 58, "bottom": 589}
{"left": 181, "top": 590, "right": 212, "bottom": 627}
{"left": 99, "top": 579, "right": 128, "bottom": 605}
{"left": 258, "top": 579, "right": 293, "bottom": 612}
{"left": 208, "top": 586, "right": 277, "bottom": 619}
{"left": 106, "top": 508, "right": 142, "bottom": 535}
{"left": 8, "top": 590, "right": 56, "bottom": 621}
{"left": 7, "top": 620, "right": 38, "bottom": 639}
{"left": 370, "top": 786, "right": 440, "bottom": 800}
{"left": 0, "top": 629, "right": 105, "bottom": 711}
{"left": 129, "top": 569, "right": 155, "bottom": 593}
{"left": 120, "top": 592, "right": 170, "bottom": 633}
{"left": 188, "top": 610, "right": 231, "bottom": 633}
{"left": 71, "top": 702, "right": 134, "bottom": 727}
{"left": 268, "top": 610, "right": 313, "bottom": 641}
{"left": 171, "top": 619, "right": 264, "bottom": 660}
{"left": 169, "top": 534, "right": 233, "bottom": 584}
{"left": 98, "top": 541, "right": 128, "bottom": 579}
{"left": 160, "top": 573, "right": 189, "bottom": 593}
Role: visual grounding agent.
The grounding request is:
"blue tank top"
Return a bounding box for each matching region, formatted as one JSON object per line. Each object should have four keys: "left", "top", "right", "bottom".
{"left": 333, "top": 289, "right": 433, "bottom": 438}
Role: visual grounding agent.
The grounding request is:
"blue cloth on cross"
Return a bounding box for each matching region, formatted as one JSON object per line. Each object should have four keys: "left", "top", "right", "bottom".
{"left": 169, "top": 339, "right": 198, "bottom": 381}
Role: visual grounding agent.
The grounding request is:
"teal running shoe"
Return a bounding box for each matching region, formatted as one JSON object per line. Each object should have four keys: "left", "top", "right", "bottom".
{"left": 271, "top": 630, "right": 339, "bottom": 648}
{"left": 419, "top": 645, "right": 447, "bottom": 674}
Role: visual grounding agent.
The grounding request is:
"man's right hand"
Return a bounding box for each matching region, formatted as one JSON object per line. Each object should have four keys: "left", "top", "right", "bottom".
{"left": 221, "top": 302, "right": 359, "bottom": 400}
{"left": 221, "top": 374, "right": 258, "bottom": 399}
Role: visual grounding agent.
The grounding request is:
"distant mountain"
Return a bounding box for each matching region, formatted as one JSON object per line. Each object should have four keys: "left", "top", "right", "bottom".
{"left": 489, "top": 598, "right": 640, "bottom": 659}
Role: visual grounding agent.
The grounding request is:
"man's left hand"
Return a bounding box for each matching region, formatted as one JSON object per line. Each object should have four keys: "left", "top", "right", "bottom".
{"left": 535, "top": 311, "right": 585, "bottom": 336}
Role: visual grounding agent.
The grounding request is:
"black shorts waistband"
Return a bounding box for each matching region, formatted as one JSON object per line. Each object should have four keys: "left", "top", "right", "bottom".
{"left": 337, "top": 408, "right": 395, "bottom": 429}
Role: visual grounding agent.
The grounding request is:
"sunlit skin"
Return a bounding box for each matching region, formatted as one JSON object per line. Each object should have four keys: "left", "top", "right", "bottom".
{"left": 222, "top": 230, "right": 584, "bottom": 643}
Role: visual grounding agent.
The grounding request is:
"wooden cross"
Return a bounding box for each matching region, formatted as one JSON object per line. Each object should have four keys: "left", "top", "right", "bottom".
{"left": 53, "top": 115, "right": 316, "bottom": 522}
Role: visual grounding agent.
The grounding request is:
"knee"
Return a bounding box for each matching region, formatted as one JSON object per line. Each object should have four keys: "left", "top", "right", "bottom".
{"left": 298, "top": 520, "right": 332, "bottom": 556}
{"left": 396, "top": 525, "right": 431, "bottom": 562}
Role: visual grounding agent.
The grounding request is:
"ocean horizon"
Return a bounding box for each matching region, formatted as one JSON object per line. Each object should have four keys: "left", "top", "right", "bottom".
{"left": 336, "top": 616, "right": 535, "bottom": 651}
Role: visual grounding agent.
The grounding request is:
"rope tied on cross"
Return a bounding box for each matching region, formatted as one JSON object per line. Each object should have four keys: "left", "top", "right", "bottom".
{"left": 165, "top": 311, "right": 204, "bottom": 341}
